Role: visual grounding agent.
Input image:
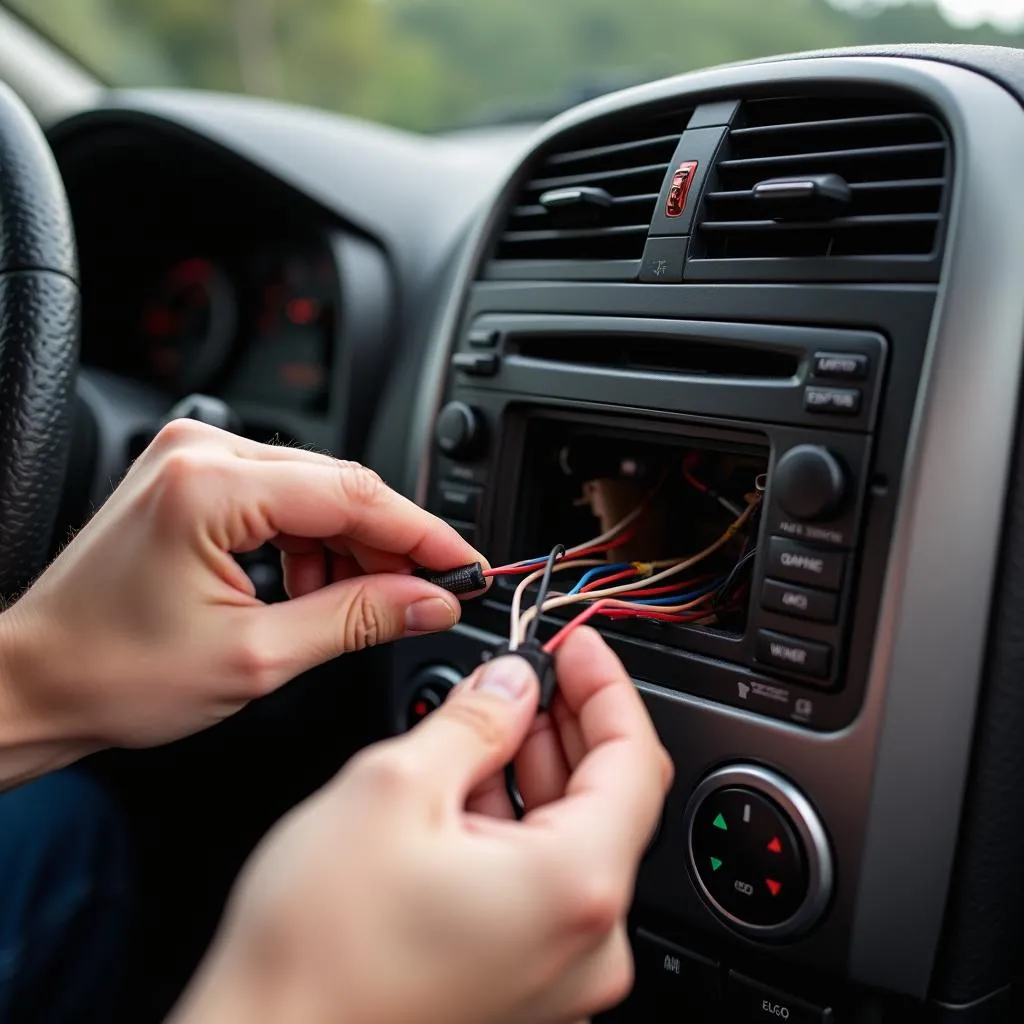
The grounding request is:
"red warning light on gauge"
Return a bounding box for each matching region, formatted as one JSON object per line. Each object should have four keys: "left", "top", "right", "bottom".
{"left": 766, "top": 836, "right": 783, "bottom": 854}
{"left": 665, "top": 161, "right": 698, "bottom": 218}
{"left": 286, "top": 297, "right": 320, "bottom": 325}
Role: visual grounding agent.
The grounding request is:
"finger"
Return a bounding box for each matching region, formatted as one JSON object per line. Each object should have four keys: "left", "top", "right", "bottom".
{"left": 247, "top": 573, "right": 462, "bottom": 682}
{"left": 465, "top": 770, "right": 516, "bottom": 820}
{"left": 230, "top": 461, "right": 486, "bottom": 571}
{"left": 272, "top": 534, "right": 324, "bottom": 555}
{"left": 329, "top": 552, "right": 363, "bottom": 583}
{"left": 513, "top": 711, "right": 570, "bottom": 812}
{"left": 551, "top": 694, "right": 587, "bottom": 770}
{"left": 401, "top": 656, "right": 539, "bottom": 804}
{"left": 345, "top": 538, "right": 417, "bottom": 577}
{"left": 282, "top": 550, "right": 326, "bottom": 598}
{"left": 527, "top": 628, "right": 672, "bottom": 870}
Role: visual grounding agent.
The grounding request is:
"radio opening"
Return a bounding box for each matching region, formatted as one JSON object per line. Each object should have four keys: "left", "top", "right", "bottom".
{"left": 504, "top": 417, "right": 768, "bottom": 643}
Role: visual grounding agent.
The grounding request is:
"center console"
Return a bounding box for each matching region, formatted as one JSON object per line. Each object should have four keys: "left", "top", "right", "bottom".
{"left": 434, "top": 313, "right": 886, "bottom": 731}
{"left": 385, "top": 54, "right": 1024, "bottom": 1022}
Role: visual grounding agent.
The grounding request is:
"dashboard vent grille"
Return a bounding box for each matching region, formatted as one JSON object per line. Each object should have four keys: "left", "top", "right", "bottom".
{"left": 692, "top": 95, "right": 949, "bottom": 278}
{"left": 487, "top": 108, "right": 690, "bottom": 278}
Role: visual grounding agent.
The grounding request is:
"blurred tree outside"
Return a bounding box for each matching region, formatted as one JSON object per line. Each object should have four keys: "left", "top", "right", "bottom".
{"left": 14, "top": 0, "right": 1024, "bottom": 131}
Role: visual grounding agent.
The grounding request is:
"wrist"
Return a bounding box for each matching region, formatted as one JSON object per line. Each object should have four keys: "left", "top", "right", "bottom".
{"left": 168, "top": 933, "right": 337, "bottom": 1024}
{"left": 0, "top": 601, "right": 97, "bottom": 788}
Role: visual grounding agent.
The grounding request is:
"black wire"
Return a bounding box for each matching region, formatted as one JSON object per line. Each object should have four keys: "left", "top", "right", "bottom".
{"left": 525, "top": 543, "right": 566, "bottom": 643}
{"left": 715, "top": 547, "right": 758, "bottom": 605}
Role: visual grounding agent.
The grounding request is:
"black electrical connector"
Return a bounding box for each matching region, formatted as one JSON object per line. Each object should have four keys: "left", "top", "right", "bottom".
{"left": 413, "top": 561, "right": 487, "bottom": 596}
{"left": 492, "top": 639, "right": 558, "bottom": 711}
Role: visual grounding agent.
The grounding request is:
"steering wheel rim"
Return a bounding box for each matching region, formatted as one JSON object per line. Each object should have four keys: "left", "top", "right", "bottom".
{"left": 0, "top": 82, "right": 79, "bottom": 596}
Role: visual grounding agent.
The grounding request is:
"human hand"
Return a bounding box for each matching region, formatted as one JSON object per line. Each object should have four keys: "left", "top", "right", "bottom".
{"left": 0, "top": 420, "right": 481, "bottom": 785}
{"left": 169, "top": 627, "right": 673, "bottom": 1024}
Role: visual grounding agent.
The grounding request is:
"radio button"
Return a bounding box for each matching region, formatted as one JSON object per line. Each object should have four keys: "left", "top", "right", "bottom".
{"left": 728, "top": 973, "right": 832, "bottom": 1024}
{"left": 804, "top": 385, "right": 861, "bottom": 416}
{"left": 436, "top": 484, "right": 482, "bottom": 523}
{"left": 767, "top": 538, "right": 844, "bottom": 590}
{"left": 756, "top": 630, "right": 832, "bottom": 679}
{"left": 761, "top": 579, "right": 837, "bottom": 624}
{"left": 812, "top": 351, "right": 868, "bottom": 380}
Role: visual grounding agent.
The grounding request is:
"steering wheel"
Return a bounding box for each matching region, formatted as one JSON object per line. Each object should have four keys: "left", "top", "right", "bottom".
{"left": 0, "top": 83, "right": 78, "bottom": 596}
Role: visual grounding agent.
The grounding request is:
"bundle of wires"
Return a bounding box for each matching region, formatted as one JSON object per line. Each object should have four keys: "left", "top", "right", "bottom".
{"left": 487, "top": 492, "right": 761, "bottom": 653}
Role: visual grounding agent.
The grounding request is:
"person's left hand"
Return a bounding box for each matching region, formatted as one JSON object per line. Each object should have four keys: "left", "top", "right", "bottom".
{"left": 0, "top": 420, "right": 482, "bottom": 785}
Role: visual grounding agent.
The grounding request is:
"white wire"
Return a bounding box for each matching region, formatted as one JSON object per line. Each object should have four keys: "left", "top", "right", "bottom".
{"left": 507, "top": 559, "right": 604, "bottom": 650}
{"left": 506, "top": 482, "right": 658, "bottom": 569}
{"left": 716, "top": 495, "right": 744, "bottom": 518}
{"left": 516, "top": 500, "right": 759, "bottom": 643}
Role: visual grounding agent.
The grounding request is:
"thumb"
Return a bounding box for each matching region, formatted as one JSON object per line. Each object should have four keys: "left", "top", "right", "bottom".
{"left": 404, "top": 656, "right": 540, "bottom": 802}
{"left": 253, "top": 572, "right": 462, "bottom": 679}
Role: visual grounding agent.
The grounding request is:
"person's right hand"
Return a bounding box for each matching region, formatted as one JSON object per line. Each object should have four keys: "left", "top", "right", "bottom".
{"left": 169, "top": 626, "right": 673, "bottom": 1024}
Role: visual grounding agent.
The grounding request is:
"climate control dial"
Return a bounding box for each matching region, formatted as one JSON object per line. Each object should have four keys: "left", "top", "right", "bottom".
{"left": 684, "top": 764, "right": 833, "bottom": 939}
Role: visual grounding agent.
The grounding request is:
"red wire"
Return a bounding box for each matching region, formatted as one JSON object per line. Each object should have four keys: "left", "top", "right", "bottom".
{"left": 682, "top": 451, "right": 708, "bottom": 494}
{"left": 484, "top": 565, "right": 538, "bottom": 578}
{"left": 543, "top": 597, "right": 743, "bottom": 654}
{"left": 617, "top": 572, "right": 720, "bottom": 598}
{"left": 569, "top": 521, "right": 640, "bottom": 559}
{"left": 579, "top": 567, "right": 640, "bottom": 592}
{"left": 542, "top": 600, "right": 618, "bottom": 653}
{"left": 483, "top": 521, "right": 641, "bottom": 578}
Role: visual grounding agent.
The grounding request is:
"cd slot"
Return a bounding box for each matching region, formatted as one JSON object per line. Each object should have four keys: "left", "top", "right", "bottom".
{"left": 507, "top": 332, "right": 799, "bottom": 381}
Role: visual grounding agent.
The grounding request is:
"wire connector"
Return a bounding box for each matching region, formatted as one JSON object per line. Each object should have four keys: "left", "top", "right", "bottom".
{"left": 492, "top": 639, "right": 558, "bottom": 710}
{"left": 413, "top": 561, "right": 487, "bottom": 596}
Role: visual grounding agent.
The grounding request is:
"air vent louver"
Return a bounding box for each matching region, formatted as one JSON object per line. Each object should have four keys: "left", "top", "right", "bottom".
{"left": 487, "top": 108, "right": 690, "bottom": 279}
{"left": 693, "top": 96, "right": 950, "bottom": 279}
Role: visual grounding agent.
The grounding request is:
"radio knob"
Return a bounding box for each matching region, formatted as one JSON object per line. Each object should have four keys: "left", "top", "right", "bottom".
{"left": 772, "top": 445, "right": 846, "bottom": 522}
{"left": 435, "top": 402, "right": 485, "bottom": 461}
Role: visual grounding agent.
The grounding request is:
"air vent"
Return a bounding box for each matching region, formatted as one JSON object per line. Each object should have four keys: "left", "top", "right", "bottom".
{"left": 486, "top": 108, "right": 690, "bottom": 280}
{"left": 691, "top": 95, "right": 950, "bottom": 281}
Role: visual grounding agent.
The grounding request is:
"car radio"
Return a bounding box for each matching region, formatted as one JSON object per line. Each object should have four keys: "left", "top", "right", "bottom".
{"left": 424, "top": 314, "right": 887, "bottom": 732}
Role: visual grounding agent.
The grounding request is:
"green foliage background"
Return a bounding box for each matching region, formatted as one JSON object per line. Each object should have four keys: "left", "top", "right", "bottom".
{"left": 15, "top": 0, "right": 1024, "bottom": 130}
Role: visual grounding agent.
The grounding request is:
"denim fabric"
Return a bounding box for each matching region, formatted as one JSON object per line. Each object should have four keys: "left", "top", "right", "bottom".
{"left": 0, "top": 770, "right": 133, "bottom": 1023}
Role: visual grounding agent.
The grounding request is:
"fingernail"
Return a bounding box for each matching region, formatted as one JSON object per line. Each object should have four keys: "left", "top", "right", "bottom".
{"left": 405, "top": 597, "right": 457, "bottom": 634}
{"left": 472, "top": 656, "right": 532, "bottom": 701}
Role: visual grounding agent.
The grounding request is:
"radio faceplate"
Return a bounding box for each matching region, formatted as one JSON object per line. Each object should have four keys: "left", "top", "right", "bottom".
{"left": 426, "top": 317, "right": 888, "bottom": 731}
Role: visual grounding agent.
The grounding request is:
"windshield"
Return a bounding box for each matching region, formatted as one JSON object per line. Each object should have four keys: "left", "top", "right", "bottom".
{"left": 12, "top": 0, "right": 1024, "bottom": 131}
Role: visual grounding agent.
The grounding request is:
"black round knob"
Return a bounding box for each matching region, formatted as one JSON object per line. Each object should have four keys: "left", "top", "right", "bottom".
{"left": 772, "top": 445, "right": 845, "bottom": 522}
{"left": 435, "top": 402, "right": 485, "bottom": 461}
{"left": 405, "top": 665, "right": 461, "bottom": 731}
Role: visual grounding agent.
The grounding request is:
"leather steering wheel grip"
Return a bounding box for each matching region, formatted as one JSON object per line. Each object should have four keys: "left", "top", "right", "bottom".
{"left": 0, "top": 81, "right": 79, "bottom": 596}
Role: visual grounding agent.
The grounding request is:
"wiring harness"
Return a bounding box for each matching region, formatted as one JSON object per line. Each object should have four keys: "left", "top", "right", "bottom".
{"left": 416, "top": 454, "right": 763, "bottom": 710}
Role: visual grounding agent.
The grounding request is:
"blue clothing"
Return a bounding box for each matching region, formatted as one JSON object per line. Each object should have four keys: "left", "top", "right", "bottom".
{"left": 0, "top": 770, "right": 133, "bottom": 1023}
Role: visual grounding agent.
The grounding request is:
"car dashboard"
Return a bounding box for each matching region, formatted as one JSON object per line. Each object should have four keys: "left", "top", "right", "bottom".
{"left": 46, "top": 44, "right": 1024, "bottom": 1024}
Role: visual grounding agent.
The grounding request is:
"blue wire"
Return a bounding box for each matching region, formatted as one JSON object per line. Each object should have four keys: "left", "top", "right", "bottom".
{"left": 629, "top": 578, "right": 726, "bottom": 606}
{"left": 567, "top": 562, "right": 633, "bottom": 596}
